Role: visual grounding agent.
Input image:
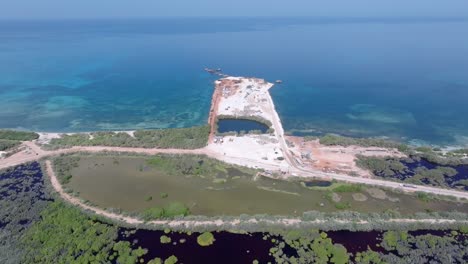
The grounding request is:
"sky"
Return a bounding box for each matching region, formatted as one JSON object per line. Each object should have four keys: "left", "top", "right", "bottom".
{"left": 1, "top": 0, "right": 468, "bottom": 19}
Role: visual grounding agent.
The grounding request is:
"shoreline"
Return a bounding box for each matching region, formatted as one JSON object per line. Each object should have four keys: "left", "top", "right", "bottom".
{"left": 1, "top": 73, "right": 468, "bottom": 199}
{"left": 1, "top": 69, "right": 467, "bottom": 150}
{"left": 1, "top": 72, "right": 468, "bottom": 231}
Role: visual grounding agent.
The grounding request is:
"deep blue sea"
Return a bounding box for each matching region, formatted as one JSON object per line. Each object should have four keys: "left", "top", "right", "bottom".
{"left": 1, "top": 17, "right": 468, "bottom": 146}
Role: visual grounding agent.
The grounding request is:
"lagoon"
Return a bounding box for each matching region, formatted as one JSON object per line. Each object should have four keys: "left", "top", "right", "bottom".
{"left": 65, "top": 156, "right": 468, "bottom": 216}
{"left": 217, "top": 119, "right": 269, "bottom": 134}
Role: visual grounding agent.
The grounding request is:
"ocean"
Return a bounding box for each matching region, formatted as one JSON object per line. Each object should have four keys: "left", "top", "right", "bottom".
{"left": 1, "top": 17, "right": 468, "bottom": 146}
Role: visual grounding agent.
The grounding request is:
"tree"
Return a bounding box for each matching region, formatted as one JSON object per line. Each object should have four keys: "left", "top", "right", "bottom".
{"left": 197, "top": 232, "right": 215, "bottom": 246}
{"left": 164, "top": 255, "right": 178, "bottom": 264}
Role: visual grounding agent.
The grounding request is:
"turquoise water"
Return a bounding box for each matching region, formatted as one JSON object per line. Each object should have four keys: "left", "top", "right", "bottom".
{"left": 1, "top": 18, "right": 468, "bottom": 146}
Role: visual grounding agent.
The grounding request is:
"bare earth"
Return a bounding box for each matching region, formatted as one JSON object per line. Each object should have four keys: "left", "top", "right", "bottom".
{"left": 286, "top": 136, "right": 405, "bottom": 177}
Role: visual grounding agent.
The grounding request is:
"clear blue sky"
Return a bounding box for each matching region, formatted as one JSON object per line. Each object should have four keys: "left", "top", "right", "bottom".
{"left": 2, "top": 0, "right": 468, "bottom": 19}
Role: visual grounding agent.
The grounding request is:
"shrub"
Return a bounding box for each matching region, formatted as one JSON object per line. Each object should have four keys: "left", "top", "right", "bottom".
{"left": 318, "top": 134, "right": 406, "bottom": 151}
{"left": 334, "top": 202, "right": 351, "bottom": 210}
{"left": 332, "top": 184, "right": 362, "bottom": 193}
{"left": 0, "top": 129, "right": 39, "bottom": 141}
{"left": 164, "top": 255, "right": 178, "bottom": 264}
{"left": 197, "top": 232, "right": 215, "bottom": 246}
{"left": 163, "top": 202, "right": 190, "bottom": 217}
{"left": 416, "top": 192, "right": 433, "bottom": 202}
{"left": 355, "top": 156, "right": 407, "bottom": 177}
{"left": 415, "top": 146, "right": 433, "bottom": 153}
{"left": 160, "top": 235, "right": 171, "bottom": 244}
{"left": 148, "top": 258, "right": 163, "bottom": 264}
{"left": 0, "top": 139, "right": 21, "bottom": 151}
{"left": 459, "top": 226, "right": 468, "bottom": 234}
{"left": 48, "top": 125, "right": 210, "bottom": 149}
{"left": 141, "top": 207, "right": 164, "bottom": 221}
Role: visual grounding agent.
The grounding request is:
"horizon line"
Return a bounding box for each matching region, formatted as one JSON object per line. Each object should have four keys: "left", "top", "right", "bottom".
{"left": 1, "top": 15, "right": 468, "bottom": 22}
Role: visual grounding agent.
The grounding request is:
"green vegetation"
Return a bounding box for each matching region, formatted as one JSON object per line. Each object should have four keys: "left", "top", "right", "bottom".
{"left": 356, "top": 155, "right": 466, "bottom": 189}
{"left": 355, "top": 156, "right": 407, "bottom": 177}
{"left": 410, "top": 166, "right": 458, "bottom": 187}
{"left": 160, "top": 235, "right": 172, "bottom": 244}
{"left": 0, "top": 130, "right": 38, "bottom": 151}
{"left": 313, "top": 134, "right": 408, "bottom": 152}
{"left": 197, "top": 232, "right": 215, "bottom": 246}
{"left": 269, "top": 229, "right": 350, "bottom": 264}
{"left": 2, "top": 163, "right": 187, "bottom": 264}
{"left": 164, "top": 255, "right": 178, "bottom": 264}
{"left": 378, "top": 230, "right": 467, "bottom": 263}
{"left": 163, "top": 202, "right": 190, "bottom": 217}
{"left": 267, "top": 229, "right": 467, "bottom": 264}
{"left": 141, "top": 203, "right": 190, "bottom": 221}
{"left": 0, "top": 129, "right": 39, "bottom": 141}
{"left": 354, "top": 250, "right": 385, "bottom": 264}
{"left": 142, "top": 207, "right": 165, "bottom": 221}
{"left": 416, "top": 192, "right": 434, "bottom": 202}
{"left": 148, "top": 258, "right": 163, "bottom": 264}
{"left": 382, "top": 230, "right": 408, "bottom": 249}
{"left": 419, "top": 151, "right": 468, "bottom": 166}
{"left": 145, "top": 154, "right": 256, "bottom": 178}
{"left": 47, "top": 125, "right": 210, "bottom": 149}
{"left": 415, "top": 146, "right": 433, "bottom": 153}
{"left": 0, "top": 139, "right": 21, "bottom": 151}
{"left": 21, "top": 201, "right": 148, "bottom": 264}
{"left": 332, "top": 184, "right": 363, "bottom": 193}
{"left": 52, "top": 156, "right": 81, "bottom": 184}
{"left": 459, "top": 226, "right": 468, "bottom": 233}
{"left": 334, "top": 202, "right": 351, "bottom": 210}
{"left": 0, "top": 163, "right": 51, "bottom": 263}
{"left": 134, "top": 126, "right": 210, "bottom": 149}
{"left": 112, "top": 241, "right": 148, "bottom": 264}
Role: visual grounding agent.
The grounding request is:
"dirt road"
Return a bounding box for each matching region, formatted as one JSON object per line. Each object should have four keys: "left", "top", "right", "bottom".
{"left": 1, "top": 140, "right": 467, "bottom": 200}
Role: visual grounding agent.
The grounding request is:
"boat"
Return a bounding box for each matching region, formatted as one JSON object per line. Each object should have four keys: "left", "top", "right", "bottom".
{"left": 204, "top": 67, "right": 222, "bottom": 74}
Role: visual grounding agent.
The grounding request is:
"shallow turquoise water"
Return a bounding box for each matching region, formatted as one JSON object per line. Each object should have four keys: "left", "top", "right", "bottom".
{"left": 1, "top": 18, "right": 468, "bottom": 145}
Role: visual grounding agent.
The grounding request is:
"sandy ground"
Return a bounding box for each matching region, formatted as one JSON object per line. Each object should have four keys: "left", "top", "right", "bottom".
{"left": 216, "top": 77, "right": 275, "bottom": 121}
{"left": 286, "top": 136, "right": 405, "bottom": 177}
{"left": 36, "top": 131, "right": 135, "bottom": 144}
{"left": 205, "top": 135, "right": 289, "bottom": 170}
